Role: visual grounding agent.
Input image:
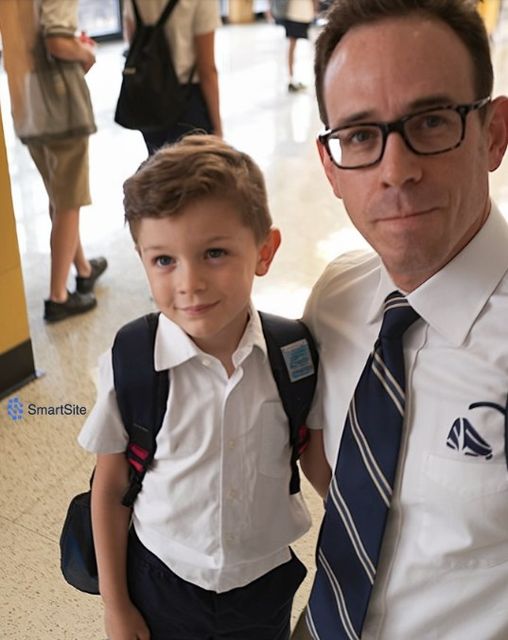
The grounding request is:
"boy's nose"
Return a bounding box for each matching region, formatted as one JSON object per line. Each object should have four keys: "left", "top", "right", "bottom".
{"left": 177, "top": 264, "right": 206, "bottom": 294}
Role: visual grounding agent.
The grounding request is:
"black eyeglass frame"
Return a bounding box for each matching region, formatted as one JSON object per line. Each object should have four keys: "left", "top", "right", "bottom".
{"left": 318, "top": 96, "right": 491, "bottom": 170}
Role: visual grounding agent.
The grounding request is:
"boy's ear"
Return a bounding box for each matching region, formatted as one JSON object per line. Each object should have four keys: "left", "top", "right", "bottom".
{"left": 256, "top": 228, "right": 281, "bottom": 276}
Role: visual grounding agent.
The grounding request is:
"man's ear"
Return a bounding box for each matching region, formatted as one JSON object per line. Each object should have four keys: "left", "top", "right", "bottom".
{"left": 486, "top": 96, "right": 508, "bottom": 172}
{"left": 256, "top": 228, "right": 281, "bottom": 276}
{"left": 316, "top": 137, "right": 343, "bottom": 199}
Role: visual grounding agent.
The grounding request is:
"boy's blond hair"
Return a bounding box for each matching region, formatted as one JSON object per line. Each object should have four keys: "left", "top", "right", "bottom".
{"left": 124, "top": 135, "right": 273, "bottom": 243}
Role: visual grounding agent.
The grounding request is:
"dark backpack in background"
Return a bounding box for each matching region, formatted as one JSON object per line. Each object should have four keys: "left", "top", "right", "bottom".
{"left": 114, "top": 0, "right": 193, "bottom": 132}
{"left": 60, "top": 312, "right": 318, "bottom": 595}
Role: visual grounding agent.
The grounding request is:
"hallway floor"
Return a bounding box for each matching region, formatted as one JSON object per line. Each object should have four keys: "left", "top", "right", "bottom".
{"left": 1, "top": 15, "right": 508, "bottom": 640}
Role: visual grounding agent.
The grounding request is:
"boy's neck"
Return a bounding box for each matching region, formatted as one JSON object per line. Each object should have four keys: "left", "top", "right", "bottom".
{"left": 191, "top": 311, "right": 250, "bottom": 378}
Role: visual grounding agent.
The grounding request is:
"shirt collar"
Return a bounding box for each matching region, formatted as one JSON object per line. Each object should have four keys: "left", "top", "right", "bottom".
{"left": 154, "top": 302, "right": 267, "bottom": 371}
{"left": 367, "top": 202, "right": 508, "bottom": 346}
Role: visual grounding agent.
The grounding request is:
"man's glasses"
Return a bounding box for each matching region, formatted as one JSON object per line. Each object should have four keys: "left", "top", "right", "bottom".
{"left": 318, "top": 97, "right": 491, "bottom": 170}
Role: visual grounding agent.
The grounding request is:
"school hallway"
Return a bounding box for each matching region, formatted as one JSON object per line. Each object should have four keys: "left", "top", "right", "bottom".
{"left": 1, "top": 14, "right": 508, "bottom": 640}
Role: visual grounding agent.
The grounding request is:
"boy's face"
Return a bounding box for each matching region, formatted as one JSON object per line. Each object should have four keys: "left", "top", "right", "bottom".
{"left": 136, "top": 198, "right": 280, "bottom": 359}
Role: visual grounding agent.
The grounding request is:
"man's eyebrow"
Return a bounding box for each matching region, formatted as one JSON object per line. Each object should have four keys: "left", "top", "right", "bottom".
{"left": 406, "top": 95, "right": 457, "bottom": 111}
{"left": 329, "top": 95, "right": 458, "bottom": 128}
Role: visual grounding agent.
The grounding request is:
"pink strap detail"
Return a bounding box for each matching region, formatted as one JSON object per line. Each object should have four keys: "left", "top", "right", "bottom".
{"left": 128, "top": 458, "right": 143, "bottom": 474}
{"left": 129, "top": 443, "right": 149, "bottom": 460}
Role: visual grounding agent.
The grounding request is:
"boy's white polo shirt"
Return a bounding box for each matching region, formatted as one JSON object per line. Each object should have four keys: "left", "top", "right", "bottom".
{"left": 79, "top": 305, "right": 311, "bottom": 593}
{"left": 304, "top": 203, "right": 508, "bottom": 639}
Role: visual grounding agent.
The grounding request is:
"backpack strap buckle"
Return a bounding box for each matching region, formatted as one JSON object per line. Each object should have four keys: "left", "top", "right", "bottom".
{"left": 121, "top": 423, "right": 155, "bottom": 507}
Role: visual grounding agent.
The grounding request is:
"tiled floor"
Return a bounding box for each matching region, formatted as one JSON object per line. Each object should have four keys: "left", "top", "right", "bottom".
{"left": 1, "top": 14, "right": 508, "bottom": 640}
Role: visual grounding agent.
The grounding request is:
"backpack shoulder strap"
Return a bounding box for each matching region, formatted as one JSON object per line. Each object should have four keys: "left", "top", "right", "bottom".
{"left": 156, "top": 0, "right": 180, "bottom": 28}
{"left": 259, "top": 311, "right": 319, "bottom": 494}
{"left": 131, "top": 0, "right": 179, "bottom": 32}
{"left": 131, "top": 0, "right": 145, "bottom": 28}
{"left": 112, "top": 313, "right": 170, "bottom": 507}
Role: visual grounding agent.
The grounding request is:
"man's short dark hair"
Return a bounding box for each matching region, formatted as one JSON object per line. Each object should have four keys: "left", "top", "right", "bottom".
{"left": 315, "top": 0, "right": 493, "bottom": 126}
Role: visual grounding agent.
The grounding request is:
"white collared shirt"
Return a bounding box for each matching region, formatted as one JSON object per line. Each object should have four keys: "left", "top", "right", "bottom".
{"left": 304, "top": 203, "right": 508, "bottom": 639}
{"left": 79, "top": 306, "right": 311, "bottom": 592}
{"left": 286, "top": 0, "right": 315, "bottom": 23}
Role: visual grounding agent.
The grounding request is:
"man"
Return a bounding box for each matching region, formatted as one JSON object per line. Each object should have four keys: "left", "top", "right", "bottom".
{"left": 297, "top": 0, "right": 508, "bottom": 638}
{"left": 0, "top": 0, "right": 107, "bottom": 322}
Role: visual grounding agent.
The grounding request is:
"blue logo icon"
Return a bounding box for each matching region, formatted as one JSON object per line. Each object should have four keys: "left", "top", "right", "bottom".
{"left": 6, "top": 396, "right": 24, "bottom": 421}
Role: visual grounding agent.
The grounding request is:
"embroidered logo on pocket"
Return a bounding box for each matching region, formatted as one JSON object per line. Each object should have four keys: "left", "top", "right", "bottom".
{"left": 446, "top": 417, "right": 493, "bottom": 459}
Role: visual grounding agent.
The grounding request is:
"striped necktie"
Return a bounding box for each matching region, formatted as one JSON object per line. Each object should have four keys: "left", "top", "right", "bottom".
{"left": 306, "top": 291, "right": 420, "bottom": 640}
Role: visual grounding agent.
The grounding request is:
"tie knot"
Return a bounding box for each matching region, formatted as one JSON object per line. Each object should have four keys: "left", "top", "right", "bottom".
{"left": 379, "top": 291, "right": 420, "bottom": 339}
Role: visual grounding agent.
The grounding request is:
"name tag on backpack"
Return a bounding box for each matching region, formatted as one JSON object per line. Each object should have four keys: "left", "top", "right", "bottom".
{"left": 281, "top": 339, "right": 315, "bottom": 382}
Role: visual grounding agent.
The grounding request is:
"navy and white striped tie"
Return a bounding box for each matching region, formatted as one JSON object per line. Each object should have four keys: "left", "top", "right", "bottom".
{"left": 306, "top": 291, "right": 420, "bottom": 640}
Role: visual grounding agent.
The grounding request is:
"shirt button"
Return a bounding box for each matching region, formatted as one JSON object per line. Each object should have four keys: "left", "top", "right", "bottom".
{"left": 228, "top": 488, "right": 238, "bottom": 500}
{"left": 228, "top": 439, "right": 236, "bottom": 449}
{"left": 201, "top": 358, "right": 211, "bottom": 367}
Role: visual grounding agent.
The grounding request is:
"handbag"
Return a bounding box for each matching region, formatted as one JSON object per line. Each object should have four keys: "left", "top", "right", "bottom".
{"left": 19, "top": 35, "right": 96, "bottom": 144}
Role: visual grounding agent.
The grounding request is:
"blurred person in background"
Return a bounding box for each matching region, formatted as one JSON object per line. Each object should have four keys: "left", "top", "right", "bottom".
{"left": 284, "top": 0, "right": 318, "bottom": 92}
{"left": 123, "top": 0, "right": 223, "bottom": 155}
{"left": 0, "top": 0, "right": 107, "bottom": 322}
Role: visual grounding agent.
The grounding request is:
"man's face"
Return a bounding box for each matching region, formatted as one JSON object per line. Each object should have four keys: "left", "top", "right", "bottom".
{"left": 319, "top": 15, "right": 504, "bottom": 291}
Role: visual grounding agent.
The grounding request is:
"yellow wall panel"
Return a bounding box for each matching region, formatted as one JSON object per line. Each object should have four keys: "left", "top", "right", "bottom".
{"left": 0, "top": 101, "right": 34, "bottom": 392}
{"left": 0, "top": 137, "right": 21, "bottom": 275}
{"left": 0, "top": 266, "right": 30, "bottom": 353}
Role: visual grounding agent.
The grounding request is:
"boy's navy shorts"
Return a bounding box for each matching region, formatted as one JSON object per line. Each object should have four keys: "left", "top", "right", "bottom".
{"left": 127, "top": 530, "right": 307, "bottom": 640}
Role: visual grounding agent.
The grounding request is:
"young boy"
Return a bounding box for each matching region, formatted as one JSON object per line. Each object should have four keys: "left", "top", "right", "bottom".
{"left": 78, "top": 135, "right": 312, "bottom": 640}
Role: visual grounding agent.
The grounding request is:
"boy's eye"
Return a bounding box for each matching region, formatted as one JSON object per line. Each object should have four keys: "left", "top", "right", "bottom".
{"left": 206, "top": 248, "right": 227, "bottom": 259}
{"left": 155, "top": 255, "right": 174, "bottom": 267}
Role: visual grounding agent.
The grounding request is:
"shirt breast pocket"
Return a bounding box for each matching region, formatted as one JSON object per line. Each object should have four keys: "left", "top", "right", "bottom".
{"left": 258, "top": 402, "right": 291, "bottom": 478}
{"left": 418, "top": 454, "right": 508, "bottom": 568}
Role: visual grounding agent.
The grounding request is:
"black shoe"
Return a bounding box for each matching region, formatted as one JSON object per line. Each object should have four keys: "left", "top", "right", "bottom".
{"left": 76, "top": 257, "right": 108, "bottom": 294}
{"left": 44, "top": 291, "right": 97, "bottom": 322}
{"left": 288, "top": 81, "right": 306, "bottom": 93}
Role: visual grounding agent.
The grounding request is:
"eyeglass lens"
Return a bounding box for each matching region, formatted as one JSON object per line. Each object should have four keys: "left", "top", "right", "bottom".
{"left": 328, "top": 108, "right": 464, "bottom": 168}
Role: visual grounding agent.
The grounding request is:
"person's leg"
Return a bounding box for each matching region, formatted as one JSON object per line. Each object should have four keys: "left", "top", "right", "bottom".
{"left": 216, "top": 550, "right": 307, "bottom": 640}
{"left": 127, "top": 530, "right": 214, "bottom": 640}
{"left": 49, "top": 136, "right": 107, "bottom": 297}
{"left": 49, "top": 203, "right": 90, "bottom": 279}
{"left": 49, "top": 206, "right": 81, "bottom": 301}
{"left": 288, "top": 36, "right": 297, "bottom": 84}
{"left": 47, "top": 201, "right": 106, "bottom": 298}
{"left": 29, "top": 139, "right": 102, "bottom": 320}
{"left": 27, "top": 145, "right": 81, "bottom": 302}
{"left": 285, "top": 21, "right": 309, "bottom": 92}
{"left": 73, "top": 237, "right": 91, "bottom": 278}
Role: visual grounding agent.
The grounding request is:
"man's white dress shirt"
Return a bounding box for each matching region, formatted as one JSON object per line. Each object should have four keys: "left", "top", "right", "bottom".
{"left": 79, "top": 307, "right": 311, "bottom": 593}
{"left": 304, "top": 204, "right": 508, "bottom": 639}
